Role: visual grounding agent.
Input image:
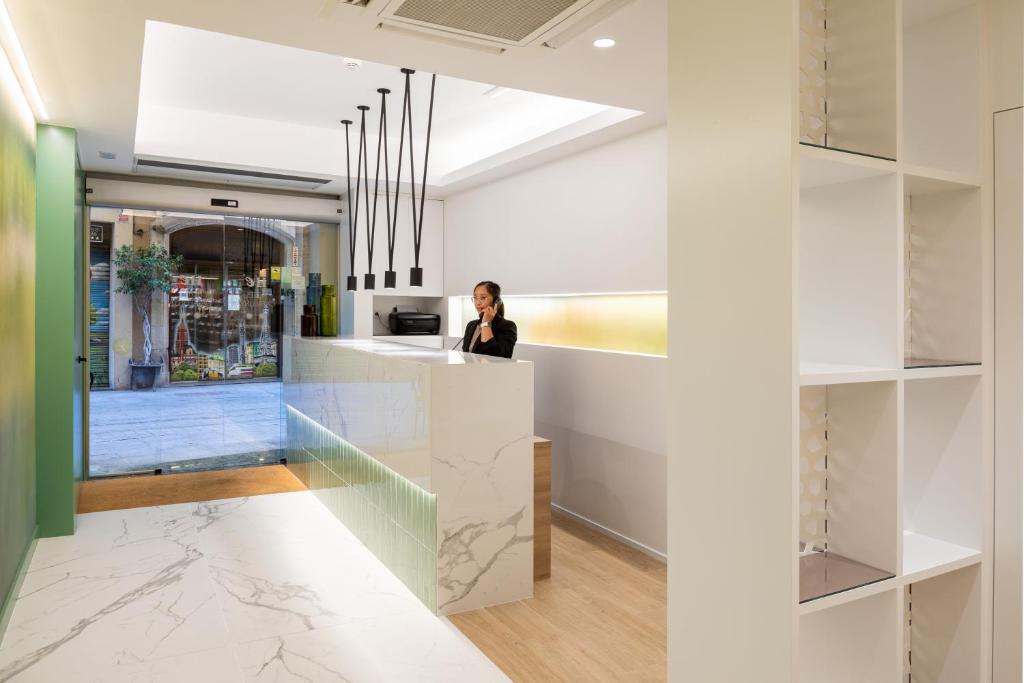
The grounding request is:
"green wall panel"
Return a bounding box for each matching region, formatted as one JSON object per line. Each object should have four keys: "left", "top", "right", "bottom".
{"left": 0, "top": 58, "right": 37, "bottom": 634}
{"left": 35, "top": 124, "right": 81, "bottom": 538}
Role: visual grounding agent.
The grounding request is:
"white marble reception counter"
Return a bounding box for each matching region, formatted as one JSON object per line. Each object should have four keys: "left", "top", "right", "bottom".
{"left": 282, "top": 335, "right": 534, "bottom": 615}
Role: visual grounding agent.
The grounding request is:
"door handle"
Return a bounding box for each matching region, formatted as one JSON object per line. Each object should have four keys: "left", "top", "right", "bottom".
{"left": 76, "top": 356, "right": 87, "bottom": 364}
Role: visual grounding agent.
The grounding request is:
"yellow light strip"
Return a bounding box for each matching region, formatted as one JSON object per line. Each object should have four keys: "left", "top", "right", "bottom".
{"left": 454, "top": 291, "right": 668, "bottom": 356}
{"left": 0, "top": 0, "right": 45, "bottom": 121}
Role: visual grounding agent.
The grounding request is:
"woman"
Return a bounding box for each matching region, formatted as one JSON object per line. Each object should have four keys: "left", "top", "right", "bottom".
{"left": 462, "top": 281, "right": 517, "bottom": 359}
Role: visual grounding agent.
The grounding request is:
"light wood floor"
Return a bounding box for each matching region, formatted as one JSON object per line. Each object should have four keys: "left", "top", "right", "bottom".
{"left": 77, "top": 465, "right": 306, "bottom": 513}
{"left": 450, "top": 511, "right": 667, "bottom": 682}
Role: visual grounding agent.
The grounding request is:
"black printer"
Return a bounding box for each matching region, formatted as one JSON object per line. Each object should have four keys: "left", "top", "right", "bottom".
{"left": 388, "top": 306, "right": 440, "bottom": 335}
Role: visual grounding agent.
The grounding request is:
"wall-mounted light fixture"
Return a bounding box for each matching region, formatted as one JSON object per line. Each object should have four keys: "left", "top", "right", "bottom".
{"left": 0, "top": 0, "right": 46, "bottom": 120}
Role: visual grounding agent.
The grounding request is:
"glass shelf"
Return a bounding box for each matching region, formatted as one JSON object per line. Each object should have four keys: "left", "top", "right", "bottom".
{"left": 799, "top": 551, "right": 894, "bottom": 604}
{"left": 798, "top": 141, "right": 897, "bottom": 163}
{"left": 904, "top": 358, "right": 981, "bottom": 369}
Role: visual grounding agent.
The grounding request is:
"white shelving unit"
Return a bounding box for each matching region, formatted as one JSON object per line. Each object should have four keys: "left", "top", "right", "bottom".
{"left": 796, "top": 0, "right": 990, "bottom": 679}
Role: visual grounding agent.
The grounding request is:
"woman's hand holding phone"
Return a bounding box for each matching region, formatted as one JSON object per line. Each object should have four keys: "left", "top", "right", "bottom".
{"left": 482, "top": 305, "right": 497, "bottom": 322}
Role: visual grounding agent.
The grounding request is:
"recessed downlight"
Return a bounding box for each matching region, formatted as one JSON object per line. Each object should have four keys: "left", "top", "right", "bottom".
{"left": 592, "top": 37, "right": 616, "bottom": 48}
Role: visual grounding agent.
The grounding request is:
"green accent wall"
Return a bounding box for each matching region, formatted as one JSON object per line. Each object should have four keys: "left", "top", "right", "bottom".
{"left": 0, "top": 63, "right": 37, "bottom": 634}
{"left": 35, "top": 124, "right": 82, "bottom": 538}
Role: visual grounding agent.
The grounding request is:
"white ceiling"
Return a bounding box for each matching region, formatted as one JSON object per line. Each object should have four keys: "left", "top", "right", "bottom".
{"left": 5, "top": 0, "right": 666, "bottom": 197}
{"left": 135, "top": 21, "right": 640, "bottom": 191}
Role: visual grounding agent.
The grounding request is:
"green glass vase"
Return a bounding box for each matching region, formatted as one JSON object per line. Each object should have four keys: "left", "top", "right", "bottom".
{"left": 319, "top": 284, "right": 337, "bottom": 336}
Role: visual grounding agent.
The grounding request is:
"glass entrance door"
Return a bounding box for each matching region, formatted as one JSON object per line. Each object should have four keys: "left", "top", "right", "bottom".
{"left": 223, "top": 218, "right": 283, "bottom": 381}
{"left": 168, "top": 218, "right": 283, "bottom": 383}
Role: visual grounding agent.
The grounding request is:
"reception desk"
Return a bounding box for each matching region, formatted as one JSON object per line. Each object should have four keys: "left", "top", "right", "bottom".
{"left": 282, "top": 336, "right": 534, "bottom": 615}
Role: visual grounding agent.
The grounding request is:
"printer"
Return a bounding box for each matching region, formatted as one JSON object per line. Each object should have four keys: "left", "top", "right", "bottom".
{"left": 388, "top": 306, "right": 441, "bottom": 335}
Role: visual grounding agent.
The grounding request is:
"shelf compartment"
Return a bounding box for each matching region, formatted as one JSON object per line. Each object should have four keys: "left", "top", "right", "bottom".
{"left": 903, "top": 0, "right": 982, "bottom": 175}
{"left": 802, "top": 173, "right": 900, "bottom": 369}
{"left": 800, "top": 589, "right": 900, "bottom": 682}
{"left": 800, "top": 361, "right": 900, "bottom": 386}
{"left": 902, "top": 531, "right": 981, "bottom": 584}
{"left": 798, "top": 0, "right": 897, "bottom": 159}
{"left": 799, "top": 144, "right": 896, "bottom": 191}
{"left": 903, "top": 173, "right": 982, "bottom": 366}
{"left": 800, "top": 551, "right": 894, "bottom": 603}
{"left": 799, "top": 382, "right": 898, "bottom": 603}
{"left": 904, "top": 375, "right": 983, "bottom": 555}
{"left": 907, "top": 565, "right": 982, "bottom": 682}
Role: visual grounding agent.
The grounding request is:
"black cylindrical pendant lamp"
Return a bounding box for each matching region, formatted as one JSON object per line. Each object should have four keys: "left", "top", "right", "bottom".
{"left": 357, "top": 104, "right": 374, "bottom": 290}
{"left": 368, "top": 89, "right": 392, "bottom": 291}
{"left": 400, "top": 68, "right": 421, "bottom": 287}
{"left": 341, "top": 119, "right": 358, "bottom": 291}
{"left": 412, "top": 73, "right": 437, "bottom": 289}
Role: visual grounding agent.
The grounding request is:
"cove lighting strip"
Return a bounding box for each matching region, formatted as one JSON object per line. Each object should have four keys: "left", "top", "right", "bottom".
{"left": 0, "top": 0, "right": 45, "bottom": 120}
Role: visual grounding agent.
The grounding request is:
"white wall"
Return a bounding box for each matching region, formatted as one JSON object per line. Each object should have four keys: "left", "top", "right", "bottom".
{"left": 443, "top": 126, "right": 668, "bottom": 556}
{"left": 444, "top": 126, "right": 667, "bottom": 296}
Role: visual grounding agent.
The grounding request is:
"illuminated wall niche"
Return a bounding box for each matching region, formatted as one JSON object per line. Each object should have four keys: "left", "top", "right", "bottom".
{"left": 454, "top": 292, "right": 667, "bottom": 356}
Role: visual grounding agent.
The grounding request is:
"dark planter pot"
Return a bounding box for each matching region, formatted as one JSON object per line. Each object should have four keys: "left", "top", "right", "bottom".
{"left": 129, "top": 361, "right": 162, "bottom": 390}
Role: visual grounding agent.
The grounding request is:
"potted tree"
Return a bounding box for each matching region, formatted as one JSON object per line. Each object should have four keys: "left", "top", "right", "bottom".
{"left": 112, "top": 244, "right": 183, "bottom": 389}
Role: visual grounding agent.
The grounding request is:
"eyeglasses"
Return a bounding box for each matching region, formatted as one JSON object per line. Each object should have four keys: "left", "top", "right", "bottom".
{"left": 471, "top": 296, "right": 491, "bottom": 303}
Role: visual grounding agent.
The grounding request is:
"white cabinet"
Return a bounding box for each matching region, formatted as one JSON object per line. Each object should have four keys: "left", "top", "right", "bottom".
{"left": 795, "top": 0, "right": 991, "bottom": 679}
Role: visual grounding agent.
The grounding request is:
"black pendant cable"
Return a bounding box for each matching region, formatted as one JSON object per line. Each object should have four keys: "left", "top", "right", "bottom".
{"left": 342, "top": 119, "right": 357, "bottom": 291}
{"left": 413, "top": 73, "right": 437, "bottom": 289}
{"left": 357, "top": 104, "right": 372, "bottom": 290}
{"left": 388, "top": 70, "right": 412, "bottom": 289}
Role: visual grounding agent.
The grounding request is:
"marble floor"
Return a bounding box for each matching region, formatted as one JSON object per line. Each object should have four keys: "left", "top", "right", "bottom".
{"left": 89, "top": 382, "right": 284, "bottom": 476}
{"left": 0, "top": 492, "right": 507, "bottom": 683}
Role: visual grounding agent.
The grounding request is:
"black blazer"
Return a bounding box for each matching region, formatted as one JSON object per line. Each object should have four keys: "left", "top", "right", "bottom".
{"left": 462, "top": 316, "right": 517, "bottom": 359}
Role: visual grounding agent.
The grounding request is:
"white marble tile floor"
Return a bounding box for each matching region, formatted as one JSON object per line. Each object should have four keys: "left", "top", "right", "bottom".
{"left": 0, "top": 492, "right": 508, "bottom": 683}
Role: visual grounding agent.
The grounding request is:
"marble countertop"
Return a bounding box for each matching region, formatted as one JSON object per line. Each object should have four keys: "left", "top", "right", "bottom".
{"left": 287, "top": 335, "right": 525, "bottom": 366}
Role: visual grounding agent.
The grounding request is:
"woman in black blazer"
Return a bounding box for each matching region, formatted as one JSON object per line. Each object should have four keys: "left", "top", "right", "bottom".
{"left": 462, "top": 281, "right": 517, "bottom": 359}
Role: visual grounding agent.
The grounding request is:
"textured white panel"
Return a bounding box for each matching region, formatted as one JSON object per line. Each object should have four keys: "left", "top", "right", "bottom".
{"left": 799, "top": 0, "right": 828, "bottom": 145}
{"left": 392, "top": 0, "right": 577, "bottom": 41}
{"left": 799, "top": 385, "right": 829, "bottom": 554}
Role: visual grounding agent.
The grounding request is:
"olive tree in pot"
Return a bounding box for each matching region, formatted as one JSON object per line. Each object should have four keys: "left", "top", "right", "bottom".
{"left": 112, "top": 244, "right": 182, "bottom": 389}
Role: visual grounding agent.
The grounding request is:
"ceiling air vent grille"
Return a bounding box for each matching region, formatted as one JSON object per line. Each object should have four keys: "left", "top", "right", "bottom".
{"left": 391, "top": 0, "right": 577, "bottom": 43}
{"left": 134, "top": 158, "right": 332, "bottom": 191}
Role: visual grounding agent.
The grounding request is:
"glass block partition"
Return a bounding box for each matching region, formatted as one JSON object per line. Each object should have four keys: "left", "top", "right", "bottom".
{"left": 286, "top": 406, "right": 438, "bottom": 611}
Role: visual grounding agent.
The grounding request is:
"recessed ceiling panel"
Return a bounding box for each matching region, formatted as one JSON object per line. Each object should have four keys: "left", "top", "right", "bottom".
{"left": 391, "top": 0, "right": 577, "bottom": 42}
{"left": 134, "top": 21, "right": 642, "bottom": 189}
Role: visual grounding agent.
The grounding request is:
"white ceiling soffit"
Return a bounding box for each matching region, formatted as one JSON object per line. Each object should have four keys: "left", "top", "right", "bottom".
{"left": 133, "top": 21, "right": 643, "bottom": 193}
{"left": 4, "top": 0, "right": 665, "bottom": 195}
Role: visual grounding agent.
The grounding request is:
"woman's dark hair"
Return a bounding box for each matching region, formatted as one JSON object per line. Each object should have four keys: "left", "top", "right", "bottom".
{"left": 474, "top": 280, "right": 504, "bottom": 317}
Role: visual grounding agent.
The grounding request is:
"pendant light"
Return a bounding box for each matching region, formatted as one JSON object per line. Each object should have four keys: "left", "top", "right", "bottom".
{"left": 413, "top": 73, "right": 437, "bottom": 288}
{"left": 341, "top": 119, "right": 357, "bottom": 291}
{"left": 357, "top": 104, "right": 373, "bottom": 289}
{"left": 387, "top": 72, "right": 411, "bottom": 290}
{"left": 400, "top": 69, "right": 422, "bottom": 287}
{"left": 374, "top": 87, "right": 393, "bottom": 288}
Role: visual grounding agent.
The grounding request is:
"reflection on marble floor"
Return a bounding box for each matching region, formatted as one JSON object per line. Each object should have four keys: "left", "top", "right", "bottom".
{"left": 0, "top": 492, "right": 508, "bottom": 682}
{"left": 89, "top": 382, "right": 283, "bottom": 476}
